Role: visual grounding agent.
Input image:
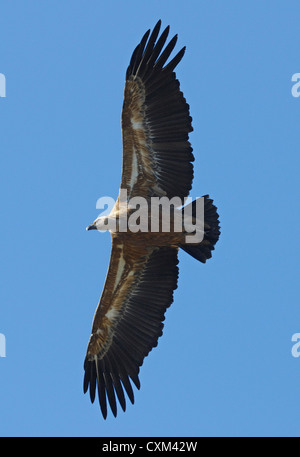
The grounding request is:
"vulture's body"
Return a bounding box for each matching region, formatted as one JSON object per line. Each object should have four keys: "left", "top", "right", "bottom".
{"left": 83, "top": 20, "right": 220, "bottom": 419}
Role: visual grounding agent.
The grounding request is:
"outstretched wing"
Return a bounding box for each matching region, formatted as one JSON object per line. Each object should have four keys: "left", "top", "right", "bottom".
{"left": 83, "top": 237, "right": 179, "bottom": 418}
{"left": 120, "top": 20, "right": 194, "bottom": 201}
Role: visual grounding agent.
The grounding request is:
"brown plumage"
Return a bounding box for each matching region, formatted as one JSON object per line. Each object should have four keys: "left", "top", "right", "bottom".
{"left": 83, "top": 20, "right": 220, "bottom": 419}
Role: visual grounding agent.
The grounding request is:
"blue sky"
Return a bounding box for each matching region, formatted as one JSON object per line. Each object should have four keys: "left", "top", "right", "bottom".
{"left": 1, "top": 0, "right": 300, "bottom": 437}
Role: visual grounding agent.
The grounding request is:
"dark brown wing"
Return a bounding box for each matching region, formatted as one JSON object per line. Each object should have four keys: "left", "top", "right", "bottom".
{"left": 120, "top": 20, "right": 194, "bottom": 201}
{"left": 83, "top": 238, "right": 179, "bottom": 418}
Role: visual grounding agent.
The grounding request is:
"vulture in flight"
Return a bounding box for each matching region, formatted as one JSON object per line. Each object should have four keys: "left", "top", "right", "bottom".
{"left": 83, "top": 20, "right": 220, "bottom": 419}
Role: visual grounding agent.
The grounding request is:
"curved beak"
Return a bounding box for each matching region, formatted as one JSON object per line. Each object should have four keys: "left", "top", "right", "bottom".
{"left": 86, "top": 224, "right": 97, "bottom": 231}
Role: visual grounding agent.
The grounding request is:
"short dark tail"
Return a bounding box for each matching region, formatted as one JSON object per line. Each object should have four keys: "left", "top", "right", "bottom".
{"left": 180, "top": 195, "right": 220, "bottom": 263}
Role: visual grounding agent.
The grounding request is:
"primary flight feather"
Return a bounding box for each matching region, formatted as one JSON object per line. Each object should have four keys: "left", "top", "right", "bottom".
{"left": 83, "top": 20, "right": 220, "bottom": 419}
